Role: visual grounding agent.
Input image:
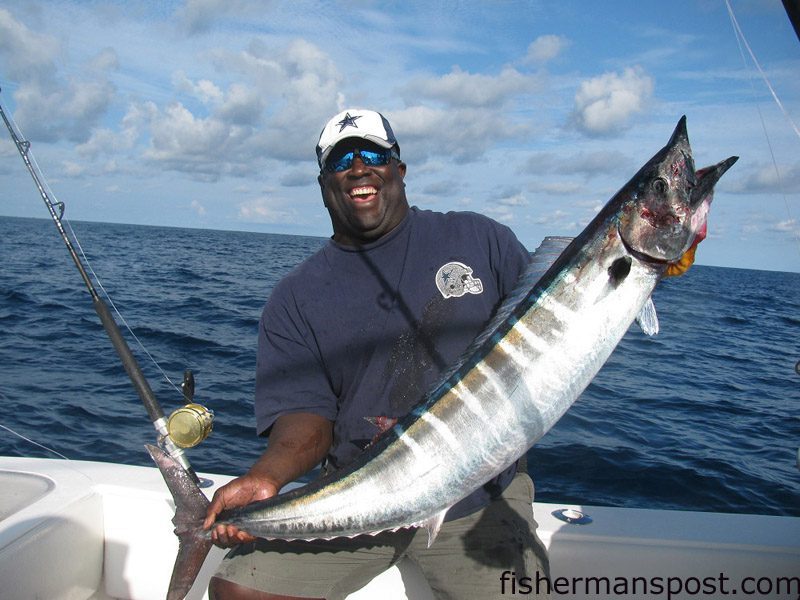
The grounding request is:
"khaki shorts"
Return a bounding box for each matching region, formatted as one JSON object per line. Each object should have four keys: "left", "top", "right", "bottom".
{"left": 212, "top": 473, "right": 550, "bottom": 599}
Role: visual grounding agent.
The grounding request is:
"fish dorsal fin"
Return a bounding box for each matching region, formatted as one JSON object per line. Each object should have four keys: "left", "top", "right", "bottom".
{"left": 635, "top": 297, "right": 659, "bottom": 336}
{"left": 465, "top": 235, "right": 575, "bottom": 348}
{"left": 527, "top": 236, "right": 575, "bottom": 284}
{"left": 415, "top": 236, "right": 576, "bottom": 409}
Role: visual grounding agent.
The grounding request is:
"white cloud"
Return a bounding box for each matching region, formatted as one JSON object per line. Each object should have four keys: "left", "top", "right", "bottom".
{"left": 531, "top": 209, "right": 577, "bottom": 229}
{"left": 62, "top": 160, "right": 86, "bottom": 177}
{"left": 190, "top": 199, "right": 207, "bottom": 216}
{"left": 421, "top": 180, "right": 461, "bottom": 197}
{"left": 483, "top": 205, "right": 515, "bottom": 224}
{"left": 732, "top": 163, "right": 800, "bottom": 195}
{"left": 0, "top": 7, "right": 59, "bottom": 82}
{"left": 524, "top": 35, "right": 570, "bottom": 64}
{"left": 570, "top": 66, "right": 654, "bottom": 137}
{"left": 401, "top": 66, "right": 538, "bottom": 109}
{"left": 76, "top": 128, "right": 126, "bottom": 159}
{"left": 238, "top": 197, "right": 297, "bottom": 224}
{"left": 0, "top": 9, "right": 116, "bottom": 144}
{"left": 176, "top": 0, "right": 265, "bottom": 34}
{"left": 174, "top": 71, "right": 224, "bottom": 105}
{"left": 172, "top": 72, "right": 266, "bottom": 128}
{"left": 13, "top": 79, "right": 116, "bottom": 143}
{"left": 772, "top": 219, "right": 798, "bottom": 233}
{"left": 497, "top": 192, "right": 528, "bottom": 207}
{"left": 210, "top": 39, "right": 343, "bottom": 161}
{"left": 520, "top": 150, "right": 632, "bottom": 179}
{"left": 0, "top": 1, "right": 796, "bottom": 274}
{"left": 217, "top": 84, "right": 265, "bottom": 126}
{"left": 76, "top": 101, "right": 145, "bottom": 159}
{"left": 144, "top": 102, "right": 235, "bottom": 177}
{"left": 528, "top": 181, "right": 585, "bottom": 196}
{"left": 88, "top": 48, "right": 120, "bottom": 73}
{"left": 136, "top": 39, "right": 343, "bottom": 178}
{"left": 391, "top": 105, "right": 529, "bottom": 164}
{"left": 279, "top": 168, "right": 316, "bottom": 187}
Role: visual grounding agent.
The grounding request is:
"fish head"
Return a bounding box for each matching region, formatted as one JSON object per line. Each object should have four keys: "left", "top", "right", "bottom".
{"left": 617, "top": 116, "right": 737, "bottom": 264}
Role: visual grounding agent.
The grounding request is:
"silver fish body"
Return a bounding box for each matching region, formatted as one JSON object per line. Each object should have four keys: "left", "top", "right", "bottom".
{"left": 149, "top": 116, "right": 737, "bottom": 599}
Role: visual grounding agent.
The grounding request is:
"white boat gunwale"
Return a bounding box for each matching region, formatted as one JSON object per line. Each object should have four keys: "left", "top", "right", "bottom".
{"left": 1, "top": 455, "right": 798, "bottom": 600}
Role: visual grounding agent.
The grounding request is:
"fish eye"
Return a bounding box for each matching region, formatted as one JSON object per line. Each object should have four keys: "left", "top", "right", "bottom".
{"left": 652, "top": 177, "right": 668, "bottom": 195}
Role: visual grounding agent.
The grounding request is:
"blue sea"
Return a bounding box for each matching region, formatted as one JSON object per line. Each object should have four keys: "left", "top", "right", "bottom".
{"left": 1, "top": 215, "right": 798, "bottom": 517}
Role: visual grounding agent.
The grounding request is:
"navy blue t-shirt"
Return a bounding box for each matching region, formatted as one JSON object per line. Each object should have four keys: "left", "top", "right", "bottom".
{"left": 254, "top": 206, "right": 530, "bottom": 519}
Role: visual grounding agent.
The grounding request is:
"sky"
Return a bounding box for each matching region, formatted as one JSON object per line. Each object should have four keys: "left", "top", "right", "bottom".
{"left": 0, "top": 1, "right": 798, "bottom": 272}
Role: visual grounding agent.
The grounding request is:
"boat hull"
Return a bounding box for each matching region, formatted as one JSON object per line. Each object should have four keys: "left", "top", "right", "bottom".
{"left": 1, "top": 456, "right": 798, "bottom": 600}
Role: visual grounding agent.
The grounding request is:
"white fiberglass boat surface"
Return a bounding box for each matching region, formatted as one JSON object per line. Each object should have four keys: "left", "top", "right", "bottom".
{"left": 0, "top": 455, "right": 798, "bottom": 600}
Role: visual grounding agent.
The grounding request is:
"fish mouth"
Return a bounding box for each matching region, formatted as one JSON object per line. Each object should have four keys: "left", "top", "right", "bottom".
{"left": 615, "top": 116, "right": 738, "bottom": 266}
{"left": 618, "top": 155, "right": 739, "bottom": 266}
{"left": 690, "top": 156, "right": 739, "bottom": 208}
{"left": 618, "top": 231, "right": 673, "bottom": 266}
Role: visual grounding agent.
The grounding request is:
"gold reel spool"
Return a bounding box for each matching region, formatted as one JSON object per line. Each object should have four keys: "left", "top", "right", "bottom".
{"left": 167, "top": 403, "right": 214, "bottom": 448}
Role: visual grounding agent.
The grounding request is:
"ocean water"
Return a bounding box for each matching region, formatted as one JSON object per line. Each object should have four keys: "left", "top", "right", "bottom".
{"left": 0, "top": 215, "right": 798, "bottom": 517}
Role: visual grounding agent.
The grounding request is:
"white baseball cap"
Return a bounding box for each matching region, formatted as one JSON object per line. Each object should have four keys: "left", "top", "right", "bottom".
{"left": 316, "top": 109, "right": 398, "bottom": 167}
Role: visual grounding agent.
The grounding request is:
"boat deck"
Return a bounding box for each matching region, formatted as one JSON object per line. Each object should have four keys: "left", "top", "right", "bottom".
{"left": 1, "top": 456, "right": 798, "bottom": 599}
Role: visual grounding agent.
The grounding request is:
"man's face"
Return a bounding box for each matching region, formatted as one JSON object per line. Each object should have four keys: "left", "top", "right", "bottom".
{"left": 318, "top": 139, "right": 408, "bottom": 246}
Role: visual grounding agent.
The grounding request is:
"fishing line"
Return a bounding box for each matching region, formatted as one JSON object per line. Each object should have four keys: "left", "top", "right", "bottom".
{"left": 0, "top": 422, "right": 70, "bottom": 461}
{"left": 725, "top": 0, "right": 800, "bottom": 259}
{"left": 63, "top": 219, "right": 184, "bottom": 397}
{"left": 9, "top": 116, "right": 183, "bottom": 396}
{"left": 10, "top": 110, "right": 184, "bottom": 399}
{"left": 1, "top": 90, "right": 209, "bottom": 483}
{"left": 726, "top": 0, "right": 800, "bottom": 140}
{"left": 0, "top": 421, "right": 108, "bottom": 486}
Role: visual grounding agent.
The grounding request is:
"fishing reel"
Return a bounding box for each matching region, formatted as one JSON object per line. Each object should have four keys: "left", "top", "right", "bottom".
{"left": 165, "top": 370, "right": 214, "bottom": 449}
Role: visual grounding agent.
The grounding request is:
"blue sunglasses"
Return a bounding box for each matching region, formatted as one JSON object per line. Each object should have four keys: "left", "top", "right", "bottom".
{"left": 325, "top": 147, "right": 400, "bottom": 173}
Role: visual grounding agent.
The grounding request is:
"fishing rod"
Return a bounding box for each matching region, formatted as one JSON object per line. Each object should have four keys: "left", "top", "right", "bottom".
{"left": 0, "top": 89, "right": 213, "bottom": 484}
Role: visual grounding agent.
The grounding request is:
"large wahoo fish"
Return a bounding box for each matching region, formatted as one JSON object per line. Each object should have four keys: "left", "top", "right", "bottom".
{"left": 149, "top": 116, "right": 737, "bottom": 599}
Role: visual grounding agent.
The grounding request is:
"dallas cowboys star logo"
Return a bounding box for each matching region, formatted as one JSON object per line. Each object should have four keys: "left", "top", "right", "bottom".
{"left": 336, "top": 112, "right": 362, "bottom": 132}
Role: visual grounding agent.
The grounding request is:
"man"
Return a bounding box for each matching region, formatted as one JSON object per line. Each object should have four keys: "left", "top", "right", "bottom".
{"left": 205, "top": 109, "right": 549, "bottom": 599}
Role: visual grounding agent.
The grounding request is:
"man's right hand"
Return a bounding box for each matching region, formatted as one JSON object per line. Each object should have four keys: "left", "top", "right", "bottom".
{"left": 203, "top": 473, "right": 280, "bottom": 548}
{"left": 202, "top": 412, "right": 333, "bottom": 549}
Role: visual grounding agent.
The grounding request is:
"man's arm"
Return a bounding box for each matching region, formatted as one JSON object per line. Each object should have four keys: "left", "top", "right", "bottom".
{"left": 204, "top": 412, "right": 333, "bottom": 547}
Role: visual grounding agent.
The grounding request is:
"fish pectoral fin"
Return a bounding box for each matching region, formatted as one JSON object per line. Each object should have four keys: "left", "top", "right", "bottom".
{"left": 420, "top": 509, "right": 449, "bottom": 548}
{"left": 635, "top": 297, "right": 659, "bottom": 336}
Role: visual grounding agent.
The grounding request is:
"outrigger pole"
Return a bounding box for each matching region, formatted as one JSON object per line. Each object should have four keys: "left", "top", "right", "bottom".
{"left": 0, "top": 89, "right": 202, "bottom": 484}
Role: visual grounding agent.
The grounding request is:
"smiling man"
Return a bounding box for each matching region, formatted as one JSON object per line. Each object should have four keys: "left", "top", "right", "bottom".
{"left": 205, "top": 109, "right": 550, "bottom": 600}
{"left": 317, "top": 111, "right": 408, "bottom": 246}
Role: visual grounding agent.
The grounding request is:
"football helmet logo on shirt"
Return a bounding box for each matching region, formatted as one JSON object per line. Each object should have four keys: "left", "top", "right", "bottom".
{"left": 435, "top": 261, "right": 484, "bottom": 299}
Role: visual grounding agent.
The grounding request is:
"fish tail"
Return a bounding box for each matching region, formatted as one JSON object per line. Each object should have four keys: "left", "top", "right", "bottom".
{"left": 146, "top": 444, "right": 214, "bottom": 600}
